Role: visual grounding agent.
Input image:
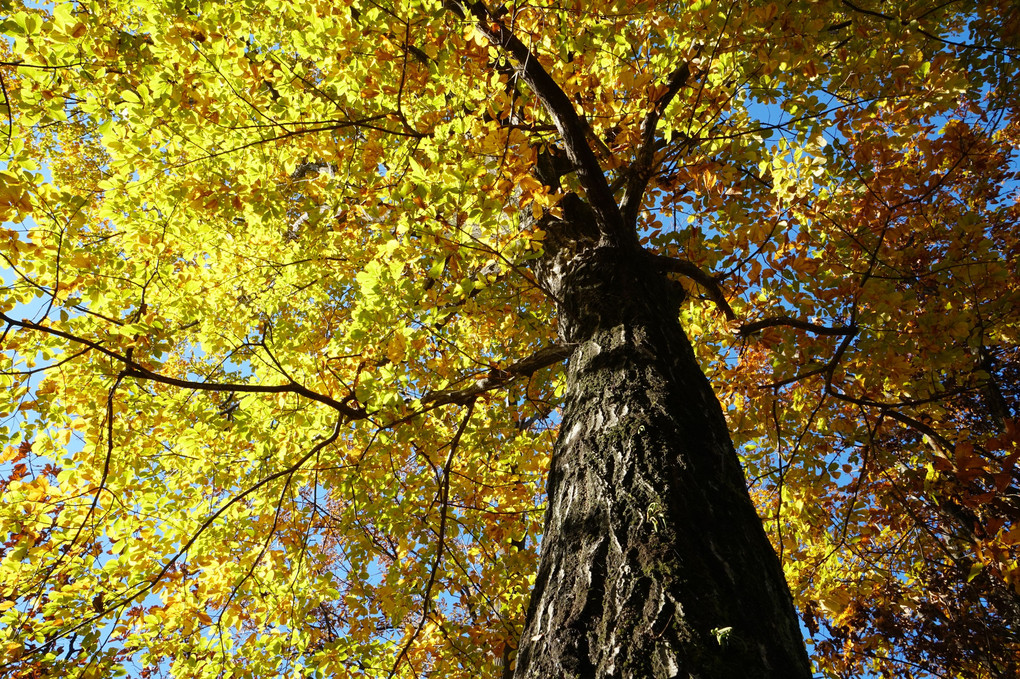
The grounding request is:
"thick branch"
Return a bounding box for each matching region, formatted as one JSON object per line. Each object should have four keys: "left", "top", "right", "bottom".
{"left": 646, "top": 253, "right": 736, "bottom": 321}
{"left": 620, "top": 63, "right": 692, "bottom": 227}
{"left": 739, "top": 316, "right": 858, "bottom": 338}
{"left": 457, "top": 2, "right": 630, "bottom": 247}
{"left": 423, "top": 343, "right": 573, "bottom": 406}
{"left": 0, "top": 312, "right": 367, "bottom": 419}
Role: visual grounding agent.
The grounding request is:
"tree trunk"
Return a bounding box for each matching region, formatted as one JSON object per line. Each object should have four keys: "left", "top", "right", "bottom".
{"left": 513, "top": 202, "right": 812, "bottom": 678}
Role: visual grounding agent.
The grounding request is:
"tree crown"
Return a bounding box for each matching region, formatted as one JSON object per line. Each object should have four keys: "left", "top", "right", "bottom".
{"left": 1, "top": 0, "right": 1018, "bottom": 676}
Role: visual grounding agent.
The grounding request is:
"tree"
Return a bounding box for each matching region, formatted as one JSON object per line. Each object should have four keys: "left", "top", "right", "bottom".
{"left": 1, "top": 0, "right": 1018, "bottom": 677}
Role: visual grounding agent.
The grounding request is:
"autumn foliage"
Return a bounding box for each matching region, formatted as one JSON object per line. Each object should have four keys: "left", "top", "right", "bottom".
{"left": 1, "top": 0, "right": 1019, "bottom": 677}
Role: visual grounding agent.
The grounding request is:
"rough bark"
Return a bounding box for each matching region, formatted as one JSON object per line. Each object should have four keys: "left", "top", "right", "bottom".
{"left": 512, "top": 200, "right": 812, "bottom": 678}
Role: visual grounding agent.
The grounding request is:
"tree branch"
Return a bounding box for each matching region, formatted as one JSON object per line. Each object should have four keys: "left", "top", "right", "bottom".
{"left": 390, "top": 400, "right": 476, "bottom": 678}
{"left": 15, "top": 414, "right": 345, "bottom": 664}
{"left": 620, "top": 62, "right": 693, "bottom": 228}
{"left": 738, "top": 316, "right": 858, "bottom": 338}
{"left": 423, "top": 343, "right": 573, "bottom": 406}
{"left": 0, "top": 312, "right": 367, "bottom": 419}
{"left": 766, "top": 327, "right": 857, "bottom": 390}
{"left": 646, "top": 253, "right": 736, "bottom": 321}
{"left": 456, "top": 1, "right": 630, "bottom": 247}
{"left": 840, "top": 0, "right": 1018, "bottom": 55}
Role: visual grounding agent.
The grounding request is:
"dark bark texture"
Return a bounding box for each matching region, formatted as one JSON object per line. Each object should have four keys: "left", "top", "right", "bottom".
{"left": 512, "top": 199, "right": 812, "bottom": 678}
